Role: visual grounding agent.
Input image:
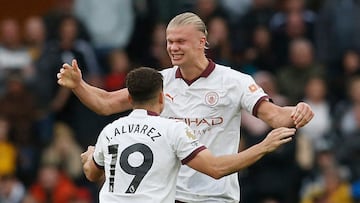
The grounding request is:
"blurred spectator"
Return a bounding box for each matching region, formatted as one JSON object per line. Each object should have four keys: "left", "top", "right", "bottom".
{"left": 335, "top": 75, "right": 360, "bottom": 136}
{"left": 0, "top": 74, "right": 39, "bottom": 186}
{"left": 336, "top": 103, "right": 360, "bottom": 183}
{"left": 0, "top": 18, "right": 33, "bottom": 95}
{"left": 241, "top": 26, "right": 278, "bottom": 74}
{"left": 43, "top": 15, "right": 106, "bottom": 149}
{"left": 218, "top": 0, "right": 252, "bottom": 24}
{"left": 140, "top": 23, "right": 171, "bottom": 70}
{"left": 300, "top": 76, "right": 332, "bottom": 151}
{"left": 0, "top": 74, "right": 36, "bottom": 146}
{"left": 240, "top": 71, "right": 302, "bottom": 203}
{"left": 126, "top": 0, "right": 158, "bottom": 65}
{"left": 23, "top": 16, "right": 47, "bottom": 63}
{"left": 300, "top": 157, "right": 353, "bottom": 203}
{"left": 23, "top": 16, "right": 56, "bottom": 146}
{"left": 0, "top": 174, "right": 26, "bottom": 203}
{"left": 330, "top": 50, "right": 360, "bottom": 105}
{"left": 28, "top": 163, "right": 78, "bottom": 203}
{"left": 192, "top": 0, "right": 228, "bottom": 25}
{"left": 315, "top": 0, "right": 360, "bottom": 74}
{"left": 235, "top": 0, "right": 275, "bottom": 51}
{"left": 206, "top": 16, "right": 232, "bottom": 66}
{"left": 55, "top": 15, "right": 101, "bottom": 78}
{"left": 41, "top": 122, "right": 83, "bottom": 181}
{"left": 270, "top": 0, "right": 317, "bottom": 66}
{"left": 104, "top": 49, "right": 131, "bottom": 92}
{"left": 0, "top": 116, "right": 16, "bottom": 177}
{"left": 74, "top": 0, "right": 135, "bottom": 72}
{"left": 276, "top": 38, "right": 324, "bottom": 104}
{"left": 43, "top": 0, "right": 90, "bottom": 42}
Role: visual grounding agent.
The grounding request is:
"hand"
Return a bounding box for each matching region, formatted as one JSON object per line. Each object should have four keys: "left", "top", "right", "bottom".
{"left": 81, "top": 146, "right": 95, "bottom": 164}
{"left": 262, "top": 127, "right": 296, "bottom": 153}
{"left": 57, "top": 59, "right": 82, "bottom": 89}
{"left": 291, "top": 102, "right": 314, "bottom": 128}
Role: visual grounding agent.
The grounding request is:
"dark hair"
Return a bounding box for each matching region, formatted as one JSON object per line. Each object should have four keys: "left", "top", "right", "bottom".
{"left": 126, "top": 67, "right": 163, "bottom": 103}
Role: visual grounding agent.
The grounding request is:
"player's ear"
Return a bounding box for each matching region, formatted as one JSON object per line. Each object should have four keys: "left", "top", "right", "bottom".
{"left": 159, "top": 91, "right": 164, "bottom": 105}
{"left": 128, "top": 95, "right": 133, "bottom": 105}
{"left": 199, "top": 36, "right": 206, "bottom": 49}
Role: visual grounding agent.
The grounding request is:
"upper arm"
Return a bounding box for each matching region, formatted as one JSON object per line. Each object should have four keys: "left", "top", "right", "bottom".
{"left": 186, "top": 149, "right": 218, "bottom": 178}
{"left": 103, "top": 88, "right": 132, "bottom": 115}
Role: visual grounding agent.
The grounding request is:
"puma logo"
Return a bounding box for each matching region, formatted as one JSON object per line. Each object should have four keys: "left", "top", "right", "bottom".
{"left": 165, "top": 93, "right": 176, "bottom": 102}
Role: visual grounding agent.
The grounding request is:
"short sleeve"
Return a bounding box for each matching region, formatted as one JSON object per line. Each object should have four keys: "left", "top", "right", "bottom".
{"left": 239, "top": 74, "right": 269, "bottom": 116}
{"left": 168, "top": 122, "right": 206, "bottom": 164}
{"left": 93, "top": 129, "right": 107, "bottom": 167}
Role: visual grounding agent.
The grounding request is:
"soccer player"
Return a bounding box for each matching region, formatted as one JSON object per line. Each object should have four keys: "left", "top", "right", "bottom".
{"left": 58, "top": 12, "right": 314, "bottom": 203}
{"left": 81, "top": 67, "right": 296, "bottom": 203}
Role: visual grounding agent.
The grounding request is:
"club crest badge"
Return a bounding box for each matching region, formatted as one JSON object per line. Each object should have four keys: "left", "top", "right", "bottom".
{"left": 205, "top": 92, "right": 219, "bottom": 106}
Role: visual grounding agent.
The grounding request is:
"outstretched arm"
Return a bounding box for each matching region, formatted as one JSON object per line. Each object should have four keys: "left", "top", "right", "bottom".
{"left": 57, "top": 59, "right": 131, "bottom": 115}
{"left": 257, "top": 101, "right": 314, "bottom": 129}
{"left": 187, "top": 127, "right": 296, "bottom": 179}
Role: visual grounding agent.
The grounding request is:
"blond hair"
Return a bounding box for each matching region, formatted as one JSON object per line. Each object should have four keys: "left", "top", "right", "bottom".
{"left": 167, "top": 12, "right": 209, "bottom": 49}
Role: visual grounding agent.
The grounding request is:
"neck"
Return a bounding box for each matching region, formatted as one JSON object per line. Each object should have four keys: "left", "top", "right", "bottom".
{"left": 179, "top": 56, "right": 209, "bottom": 81}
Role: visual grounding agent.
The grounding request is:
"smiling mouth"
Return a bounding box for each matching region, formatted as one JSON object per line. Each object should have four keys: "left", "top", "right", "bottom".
{"left": 171, "top": 54, "right": 183, "bottom": 60}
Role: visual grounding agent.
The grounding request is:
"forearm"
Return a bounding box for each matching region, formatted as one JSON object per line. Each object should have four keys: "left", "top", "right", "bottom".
{"left": 257, "top": 101, "right": 313, "bottom": 129}
{"left": 189, "top": 145, "right": 267, "bottom": 179}
{"left": 83, "top": 157, "right": 104, "bottom": 182}
{"left": 257, "top": 102, "right": 295, "bottom": 128}
{"left": 188, "top": 128, "right": 294, "bottom": 179}
{"left": 73, "top": 80, "right": 131, "bottom": 115}
{"left": 267, "top": 106, "right": 295, "bottom": 128}
{"left": 213, "top": 143, "right": 268, "bottom": 178}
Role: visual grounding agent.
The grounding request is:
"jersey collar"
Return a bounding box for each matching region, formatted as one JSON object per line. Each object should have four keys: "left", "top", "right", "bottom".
{"left": 130, "top": 109, "right": 160, "bottom": 117}
{"left": 175, "top": 59, "right": 215, "bottom": 85}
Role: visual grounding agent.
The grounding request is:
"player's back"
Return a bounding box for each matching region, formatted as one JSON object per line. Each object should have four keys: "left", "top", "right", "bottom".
{"left": 93, "top": 109, "right": 204, "bottom": 203}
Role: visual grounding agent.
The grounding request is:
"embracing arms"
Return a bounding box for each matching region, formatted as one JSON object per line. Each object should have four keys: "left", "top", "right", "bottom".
{"left": 57, "top": 59, "right": 131, "bottom": 115}
{"left": 186, "top": 127, "right": 296, "bottom": 179}
{"left": 80, "top": 127, "right": 295, "bottom": 181}
{"left": 58, "top": 60, "right": 314, "bottom": 128}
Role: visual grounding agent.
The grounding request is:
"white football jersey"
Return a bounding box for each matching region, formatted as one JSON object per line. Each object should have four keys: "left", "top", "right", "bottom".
{"left": 93, "top": 109, "right": 206, "bottom": 203}
{"left": 160, "top": 60, "right": 269, "bottom": 203}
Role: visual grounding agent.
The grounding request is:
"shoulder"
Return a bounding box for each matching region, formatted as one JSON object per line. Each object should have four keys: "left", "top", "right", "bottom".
{"left": 152, "top": 116, "right": 189, "bottom": 133}
{"left": 213, "top": 63, "right": 255, "bottom": 83}
{"left": 100, "top": 116, "right": 126, "bottom": 133}
{"left": 160, "top": 66, "right": 176, "bottom": 76}
{"left": 159, "top": 66, "right": 177, "bottom": 83}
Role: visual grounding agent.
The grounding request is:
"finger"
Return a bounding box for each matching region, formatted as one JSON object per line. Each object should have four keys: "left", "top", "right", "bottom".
{"left": 294, "top": 107, "right": 310, "bottom": 126}
{"left": 72, "top": 59, "right": 80, "bottom": 72}
{"left": 272, "top": 127, "right": 296, "bottom": 134}
{"left": 62, "top": 63, "right": 72, "bottom": 69}
{"left": 279, "top": 137, "right": 292, "bottom": 144}
{"left": 80, "top": 153, "right": 86, "bottom": 161}
{"left": 81, "top": 152, "right": 86, "bottom": 157}
{"left": 291, "top": 104, "right": 303, "bottom": 120}
{"left": 57, "top": 73, "right": 61, "bottom": 79}
{"left": 296, "top": 111, "right": 314, "bottom": 128}
{"left": 57, "top": 79, "right": 63, "bottom": 86}
{"left": 279, "top": 128, "right": 296, "bottom": 137}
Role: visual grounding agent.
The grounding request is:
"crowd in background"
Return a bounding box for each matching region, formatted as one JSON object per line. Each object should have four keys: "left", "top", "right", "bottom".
{"left": 0, "top": 0, "right": 360, "bottom": 202}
